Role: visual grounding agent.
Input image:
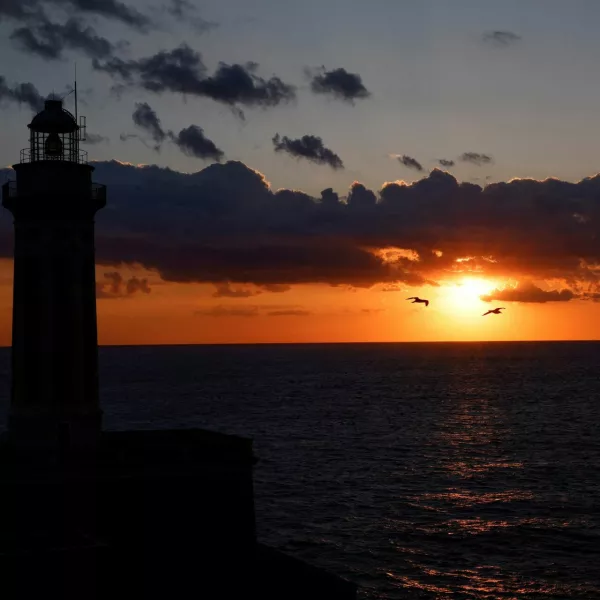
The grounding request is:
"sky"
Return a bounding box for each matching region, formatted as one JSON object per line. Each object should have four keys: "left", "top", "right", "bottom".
{"left": 1, "top": 0, "right": 600, "bottom": 344}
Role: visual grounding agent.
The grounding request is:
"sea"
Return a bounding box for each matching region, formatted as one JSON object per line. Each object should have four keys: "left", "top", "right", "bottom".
{"left": 0, "top": 341, "right": 599, "bottom": 599}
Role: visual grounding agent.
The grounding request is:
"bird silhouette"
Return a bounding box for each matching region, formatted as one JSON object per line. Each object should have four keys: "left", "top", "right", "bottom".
{"left": 406, "top": 297, "right": 429, "bottom": 307}
{"left": 482, "top": 307, "right": 505, "bottom": 316}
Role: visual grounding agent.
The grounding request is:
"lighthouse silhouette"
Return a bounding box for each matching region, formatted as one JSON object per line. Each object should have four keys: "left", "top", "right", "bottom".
{"left": 3, "top": 97, "right": 106, "bottom": 453}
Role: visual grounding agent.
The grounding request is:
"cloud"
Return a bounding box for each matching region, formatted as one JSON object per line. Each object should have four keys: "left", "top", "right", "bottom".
{"left": 482, "top": 31, "right": 521, "bottom": 47}
{"left": 126, "top": 276, "right": 151, "bottom": 295}
{"left": 582, "top": 293, "right": 600, "bottom": 302}
{"left": 166, "top": 0, "right": 218, "bottom": 32}
{"left": 93, "top": 45, "right": 296, "bottom": 115}
{"left": 273, "top": 134, "right": 343, "bottom": 170}
{"left": 261, "top": 284, "right": 291, "bottom": 293}
{"left": 0, "top": 76, "right": 44, "bottom": 112}
{"left": 395, "top": 155, "right": 423, "bottom": 172}
{"left": 460, "top": 152, "right": 493, "bottom": 166}
{"left": 56, "top": 0, "right": 149, "bottom": 29}
{"left": 126, "top": 103, "right": 223, "bottom": 160}
{"left": 438, "top": 159, "right": 455, "bottom": 168}
{"left": 0, "top": 0, "right": 33, "bottom": 19}
{"left": 347, "top": 182, "right": 376, "bottom": 208}
{"left": 212, "top": 282, "right": 259, "bottom": 298}
{"left": 481, "top": 282, "right": 574, "bottom": 303}
{"left": 0, "top": 0, "right": 149, "bottom": 30}
{"left": 4, "top": 161, "right": 600, "bottom": 295}
{"left": 195, "top": 304, "right": 309, "bottom": 317}
{"left": 170, "top": 126, "right": 224, "bottom": 162}
{"left": 132, "top": 102, "right": 167, "bottom": 146}
{"left": 10, "top": 16, "right": 117, "bottom": 60}
{"left": 96, "top": 271, "right": 151, "bottom": 298}
{"left": 82, "top": 133, "right": 109, "bottom": 144}
{"left": 308, "top": 67, "right": 370, "bottom": 103}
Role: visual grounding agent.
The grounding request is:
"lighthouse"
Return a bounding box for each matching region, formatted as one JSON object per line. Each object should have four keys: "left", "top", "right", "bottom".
{"left": 1, "top": 97, "right": 106, "bottom": 452}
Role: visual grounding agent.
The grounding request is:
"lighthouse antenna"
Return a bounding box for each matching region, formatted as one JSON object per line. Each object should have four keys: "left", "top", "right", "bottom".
{"left": 74, "top": 62, "right": 78, "bottom": 126}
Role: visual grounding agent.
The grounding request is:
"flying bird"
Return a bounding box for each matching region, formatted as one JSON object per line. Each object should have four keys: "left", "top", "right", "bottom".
{"left": 406, "top": 297, "right": 429, "bottom": 307}
{"left": 482, "top": 307, "right": 505, "bottom": 316}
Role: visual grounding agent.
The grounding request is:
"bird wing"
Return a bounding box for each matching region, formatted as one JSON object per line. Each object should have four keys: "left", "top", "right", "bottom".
{"left": 482, "top": 310, "right": 491, "bottom": 316}
{"left": 424, "top": 300, "right": 429, "bottom": 306}
{"left": 406, "top": 297, "right": 417, "bottom": 300}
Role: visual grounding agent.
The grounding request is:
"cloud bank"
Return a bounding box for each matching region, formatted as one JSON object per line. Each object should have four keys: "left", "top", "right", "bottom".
{"left": 2, "top": 161, "right": 600, "bottom": 302}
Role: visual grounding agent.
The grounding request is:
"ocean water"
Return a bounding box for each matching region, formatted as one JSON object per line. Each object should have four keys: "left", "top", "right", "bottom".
{"left": 0, "top": 341, "right": 599, "bottom": 599}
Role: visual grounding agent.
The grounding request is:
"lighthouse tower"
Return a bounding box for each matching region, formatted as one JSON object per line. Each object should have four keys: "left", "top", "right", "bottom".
{"left": 1, "top": 97, "right": 106, "bottom": 453}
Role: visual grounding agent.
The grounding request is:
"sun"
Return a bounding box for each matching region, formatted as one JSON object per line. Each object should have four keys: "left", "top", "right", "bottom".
{"left": 443, "top": 277, "right": 497, "bottom": 313}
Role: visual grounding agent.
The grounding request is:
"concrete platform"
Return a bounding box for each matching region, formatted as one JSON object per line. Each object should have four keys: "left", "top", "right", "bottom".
{"left": 0, "top": 428, "right": 357, "bottom": 599}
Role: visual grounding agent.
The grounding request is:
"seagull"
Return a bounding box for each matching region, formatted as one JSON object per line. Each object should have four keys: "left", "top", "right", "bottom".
{"left": 482, "top": 307, "right": 505, "bottom": 316}
{"left": 406, "top": 297, "right": 429, "bottom": 307}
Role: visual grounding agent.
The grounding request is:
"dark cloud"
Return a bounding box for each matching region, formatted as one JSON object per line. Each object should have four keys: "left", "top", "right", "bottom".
{"left": 82, "top": 133, "right": 109, "bottom": 144}
{"left": 0, "top": 76, "right": 44, "bottom": 112}
{"left": 93, "top": 45, "right": 296, "bottom": 114}
{"left": 481, "top": 282, "right": 574, "bottom": 303}
{"left": 582, "top": 293, "right": 600, "bottom": 302}
{"left": 132, "top": 102, "right": 167, "bottom": 147}
{"left": 10, "top": 16, "right": 117, "bottom": 60}
{"left": 460, "top": 152, "right": 493, "bottom": 166}
{"left": 167, "top": 0, "right": 189, "bottom": 17}
{"left": 126, "top": 103, "right": 223, "bottom": 161}
{"left": 94, "top": 45, "right": 206, "bottom": 92}
{"left": 212, "top": 282, "right": 259, "bottom": 298}
{"left": 56, "top": 0, "right": 149, "bottom": 29}
{"left": 96, "top": 271, "right": 151, "bottom": 298}
{"left": 166, "top": 0, "right": 218, "bottom": 32}
{"left": 126, "top": 276, "right": 151, "bottom": 295}
{"left": 482, "top": 31, "right": 521, "bottom": 47}
{"left": 3, "top": 161, "right": 600, "bottom": 295}
{"left": 273, "top": 134, "right": 343, "bottom": 170}
{"left": 438, "top": 159, "right": 455, "bottom": 168}
{"left": 320, "top": 188, "right": 340, "bottom": 207}
{"left": 0, "top": 0, "right": 34, "bottom": 19}
{"left": 395, "top": 155, "right": 423, "bottom": 172}
{"left": 170, "top": 126, "right": 224, "bottom": 162}
{"left": 0, "top": 0, "right": 149, "bottom": 29}
{"left": 185, "top": 62, "right": 295, "bottom": 116}
{"left": 347, "top": 182, "right": 376, "bottom": 209}
{"left": 119, "top": 132, "right": 151, "bottom": 148}
{"left": 261, "top": 284, "right": 291, "bottom": 293}
{"left": 308, "top": 67, "right": 370, "bottom": 103}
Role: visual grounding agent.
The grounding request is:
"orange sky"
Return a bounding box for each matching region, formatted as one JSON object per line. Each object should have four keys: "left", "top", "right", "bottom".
{"left": 0, "top": 259, "right": 597, "bottom": 345}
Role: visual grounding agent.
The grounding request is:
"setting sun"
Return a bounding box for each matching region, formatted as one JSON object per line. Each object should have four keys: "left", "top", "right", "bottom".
{"left": 444, "top": 277, "right": 498, "bottom": 313}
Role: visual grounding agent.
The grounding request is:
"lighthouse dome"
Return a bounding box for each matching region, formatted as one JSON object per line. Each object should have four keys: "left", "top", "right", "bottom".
{"left": 29, "top": 99, "right": 78, "bottom": 134}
